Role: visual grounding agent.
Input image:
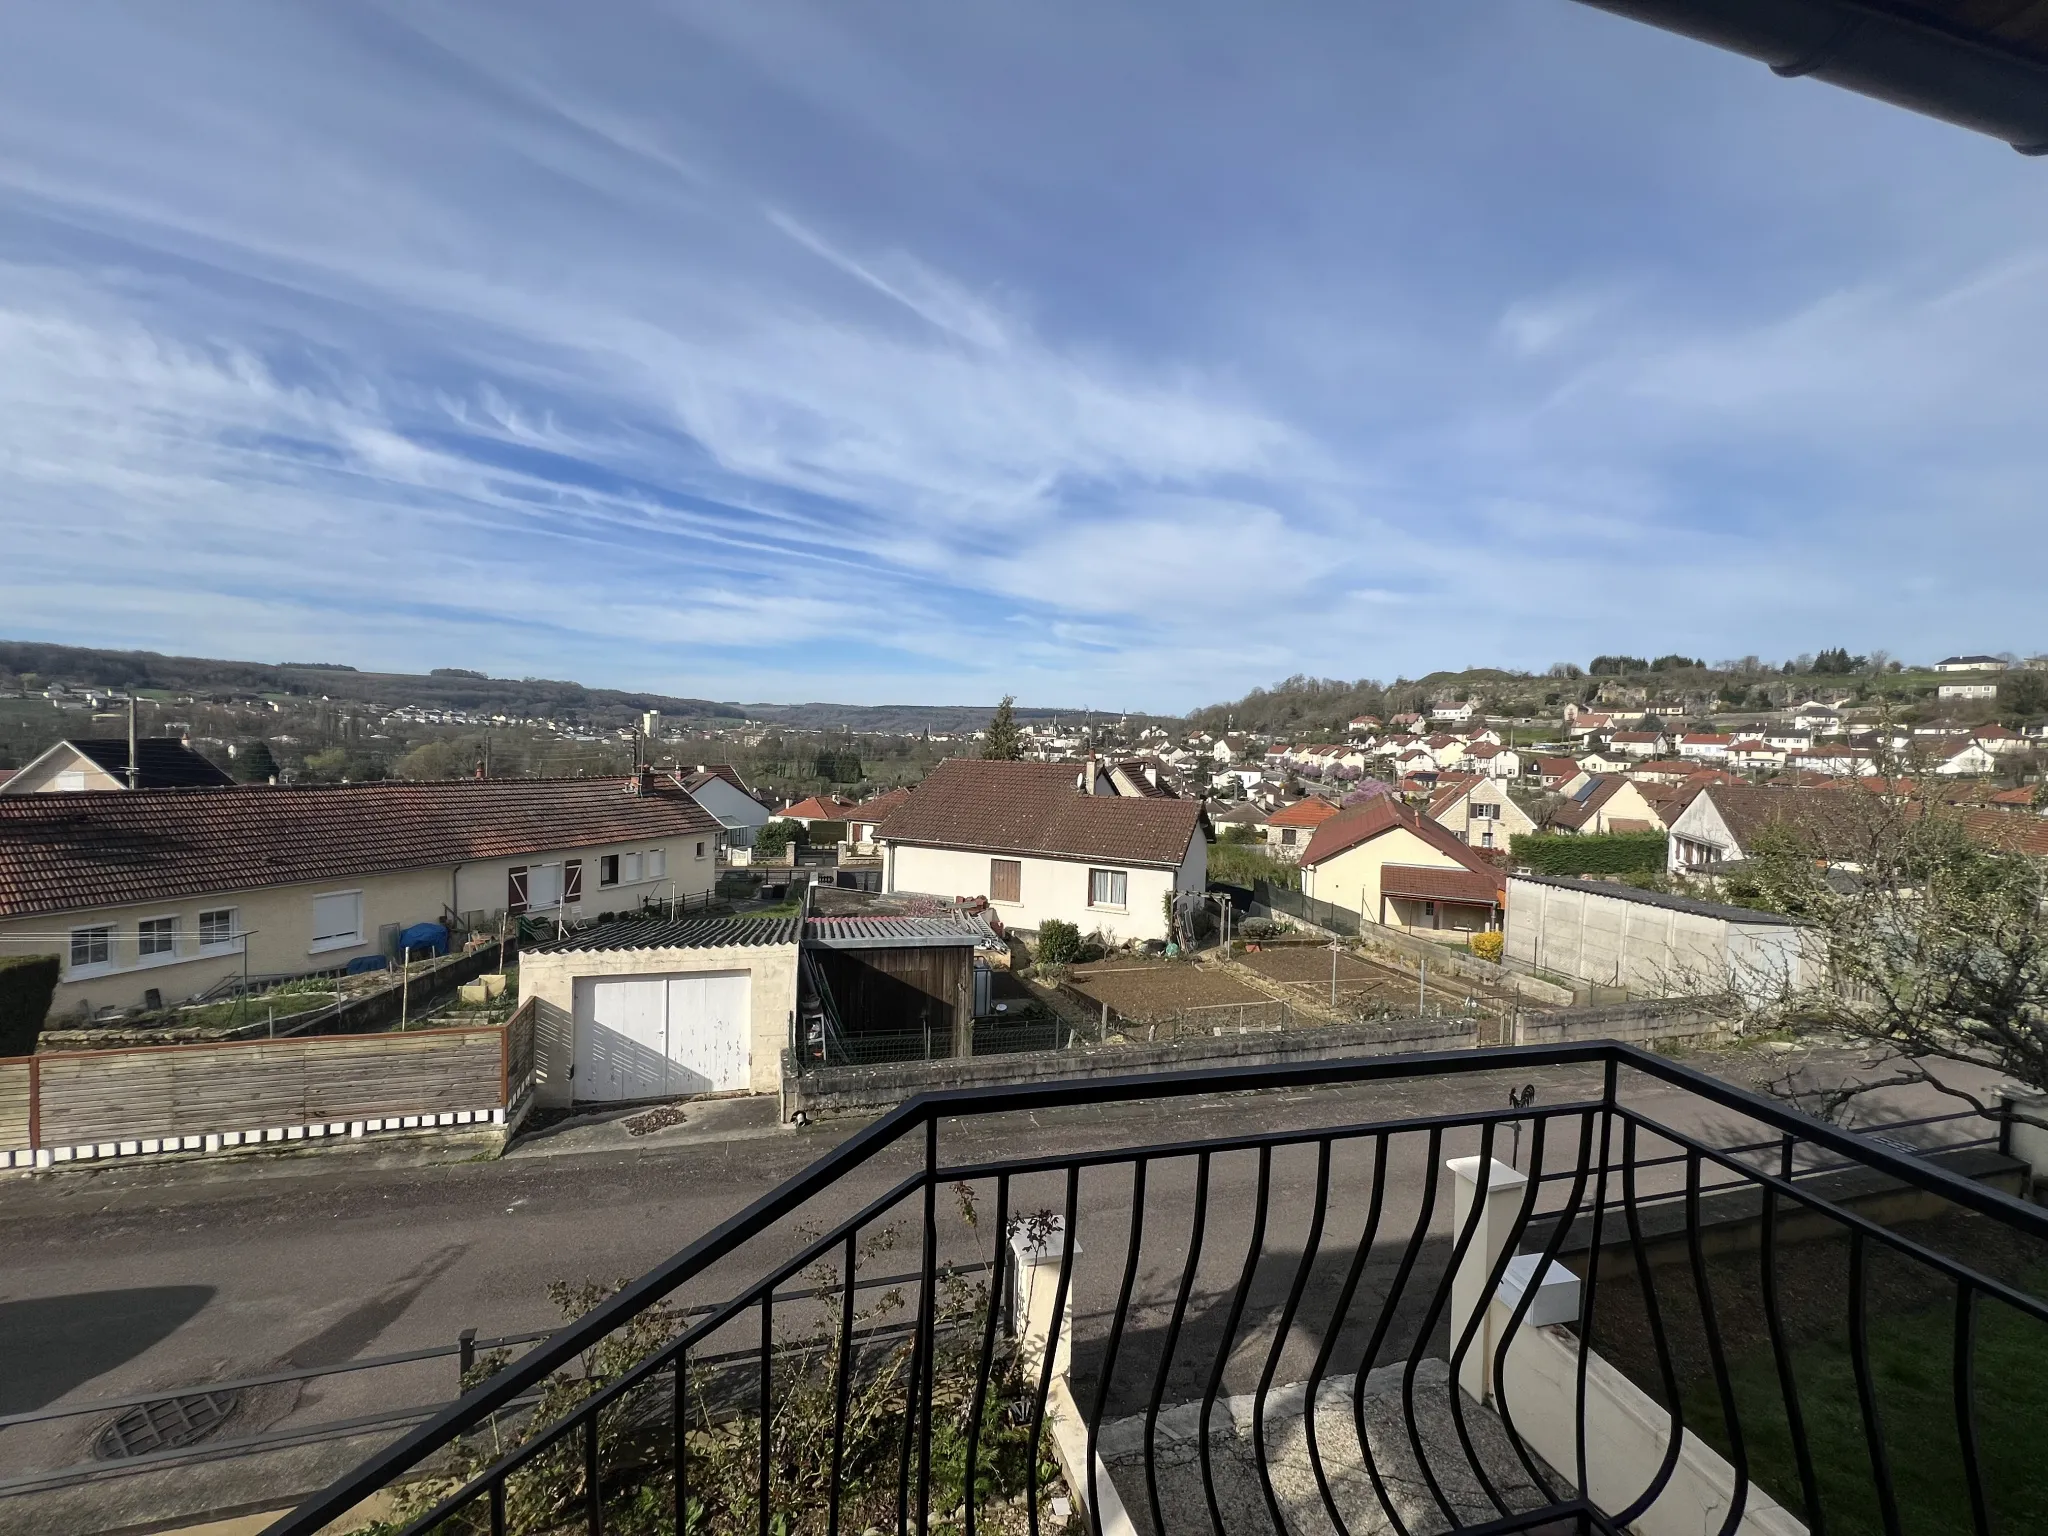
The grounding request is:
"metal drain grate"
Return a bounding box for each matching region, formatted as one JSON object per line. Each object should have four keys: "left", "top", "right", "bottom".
{"left": 93, "top": 1391, "right": 238, "bottom": 1460}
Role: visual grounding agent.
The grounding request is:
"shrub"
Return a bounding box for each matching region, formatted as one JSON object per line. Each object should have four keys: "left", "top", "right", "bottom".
{"left": 1509, "top": 830, "right": 1668, "bottom": 876}
{"left": 1239, "top": 917, "right": 1281, "bottom": 940}
{"left": 0, "top": 954, "right": 60, "bottom": 1056}
{"left": 1036, "top": 919, "right": 1084, "bottom": 965}
{"left": 755, "top": 820, "right": 802, "bottom": 857}
{"left": 1468, "top": 931, "right": 1504, "bottom": 963}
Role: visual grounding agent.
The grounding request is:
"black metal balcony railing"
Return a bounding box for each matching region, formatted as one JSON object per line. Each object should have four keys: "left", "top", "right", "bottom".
{"left": 263, "top": 1043, "right": 2048, "bottom": 1536}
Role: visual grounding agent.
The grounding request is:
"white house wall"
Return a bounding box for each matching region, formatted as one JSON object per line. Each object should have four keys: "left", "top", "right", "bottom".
{"left": 3, "top": 833, "right": 719, "bottom": 1018}
{"left": 884, "top": 835, "right": 1201, "bottom": 944}
{"left": 1504, "top": 877, "right": 1801, "bottom": 1002}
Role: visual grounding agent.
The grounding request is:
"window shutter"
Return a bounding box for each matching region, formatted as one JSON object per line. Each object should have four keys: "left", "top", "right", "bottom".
{"left": 507, "top": 866, "right": 528, "bottom": 914}
{"left": 564, "top": 860, "right": 583, "bottom": 902}
{"left": 990, "top": 859, "right": 1021, "bottom": 904}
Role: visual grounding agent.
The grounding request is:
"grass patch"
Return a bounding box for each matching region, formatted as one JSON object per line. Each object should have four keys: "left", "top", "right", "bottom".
{"left": 1680, "top": 1264, "right": 2048, "bottom": 1534}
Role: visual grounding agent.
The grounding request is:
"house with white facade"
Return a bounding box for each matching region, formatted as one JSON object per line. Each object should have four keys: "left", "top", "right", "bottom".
{"left": 1461, "top": 743, "right": 1522, "bottom": 781}
{"left": 677, "top": 765, "right": 772, "bottom": 851}
{"left": 1934, "top": 655, "right": 2008, "bottom": 673}
{"left": 1937, "top": 681, "right": 2000, "bottom": 701}
{"left": 0, "top": 775, "right": 722, "bottom": 1018}
{"left": 874, "top": 759, "right": 1206, "bottom": 944}
{"left": 1425, "top": 775, "right": 1537, "bottom": 852}
{"left": 1298, "top": 797, "right": 1504, "bottom": 936}
{"left": 1675, "top": 734, "right": 1733, "bottom": 761}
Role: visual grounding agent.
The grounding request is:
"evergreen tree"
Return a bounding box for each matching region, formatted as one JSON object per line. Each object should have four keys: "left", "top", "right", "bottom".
{"left": 237, "top": 740, "right": 279, "bottom": 783}
{"left": 981, "top": 695, "right": 1023, "bottom": 761}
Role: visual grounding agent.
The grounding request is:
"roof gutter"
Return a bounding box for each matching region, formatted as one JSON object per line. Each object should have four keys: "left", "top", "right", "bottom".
{"left": 1571, "top": 0, "right": 2048, "bottom": 153}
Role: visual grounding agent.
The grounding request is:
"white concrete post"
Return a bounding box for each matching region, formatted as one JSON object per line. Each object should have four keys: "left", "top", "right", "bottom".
{"left": 1008, "top": 1216, "right": 1076, "bottom": 1382}
{"left": 1446, "top": 1154, "right": 1528, "bottom": 1403}
{"left": 1998, "top": 1085, "right": 2048, "bottom": 1193}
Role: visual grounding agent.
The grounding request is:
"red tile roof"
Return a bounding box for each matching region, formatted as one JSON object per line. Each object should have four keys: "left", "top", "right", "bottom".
{"left": 1267, "top": 797, "right": 1340, "bottom": 829}
{"left": 782, "top": 795, "right": 858, "bottom": 821}
{"left": 0, "top": 777, "right": 720, "bottom": 920}
{"left": 1378, "top": 863, "right": 1503, "bottom": 906}
{"left": 874, "top": 759, "right": 1203, "bottom": 868}
{"left": 1298, "top": 794, "right": 1497, "bottom": 877}
{"left": 848, "top": 787, "right": 913, "bottom": 824}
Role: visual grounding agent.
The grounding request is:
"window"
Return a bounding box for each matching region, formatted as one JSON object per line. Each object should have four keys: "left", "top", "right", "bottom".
{"left": 199, "top": 909, "right": 238, "bottom": 949}
{"left": 1472, "top": 802, "right": 1497, "bottom": 820}
{"left": 526, "top": 863, "right": 563, "bottom": 909}
{"left": 70, "top": 925, "right": 113, "bottom": 971}
{"left": 1481, "top": 828, "right": 1495, "bottom": 849}
{"left": 599, "top": 854, "right": 620, "bottom": 887}
{"left": 311, "top": 891, "right": 364, "bottom": 951}
{"left": 138, "top": 916, "right": 178, "bottom": 959}
{"left": 1088, "top": 868, "right": 1128, "bottom": 909}
{"left": 990, "top": 859, "right": 1022, "bottom": 904}
{"left": 564, "top": 859, "right": 583, "bottom": 902}
{"left": 1280, "top": 827, "right": 1297, "bottom": 846}
{"left": 695, "top": 841, "right": 706, "bottom": 859}
{"left": 648, "top": 847, "right": 667, "bottom": 879}
{"left": 624, "top": 851, "right": 643, "bottom": 884}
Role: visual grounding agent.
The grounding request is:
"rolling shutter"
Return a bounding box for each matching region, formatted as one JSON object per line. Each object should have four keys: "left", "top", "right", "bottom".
{"left": 507, "top": 866, "right": 528, "bottom": 914}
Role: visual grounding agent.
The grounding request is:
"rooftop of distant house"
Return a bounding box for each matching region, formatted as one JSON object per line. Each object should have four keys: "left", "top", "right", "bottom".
{"left": 874, "top": 758, "right": 1203, "bottom": 868}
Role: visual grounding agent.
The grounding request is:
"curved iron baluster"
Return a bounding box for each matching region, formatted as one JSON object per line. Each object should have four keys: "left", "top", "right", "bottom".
{"left": 1199, "top": 1144, "right": 1273, "bottom": 1536}
{"left": 1252, "top": 1139, "right": 1333, "bottom": 1535}
{"left": 1444, "top": 1113, "right": 1554, "bottom": 1520}
{"left": 1758, "top": 1141, "right": 1823, "bottom": 1536}
{"left": 758, "top": 1292, "right": 774, "bottom": 1536}
{"left": 1303, "top": 1131, "right": 1390, "bottom": 1536}
{"left": 962, "top": 1176, "right": 1009, "bottom": 1536}
{"left": 913, "top": 1121, "right": 940, "bottom": 1536}
{"left": 1574, "top": 1066, "right": 1617, "bottom": 1507}
{"left": 1490, "top": 1110, "right": 1597, "bottom": 1507}
{"left": 1847, "top": 1231, "right": 1904, "bottom": 1536}
{"left": 1144, "top": 1151, "right": 1211, "bottom": 1536}
{"left": 1398, "top": 1118, "right": 1499, "bottom": 1529}
{"left": 1603, "top": 1117, "right": 1687, "bottom": 1531}
{"left": 1953, "top": 1280, "right": 1991, "bottom": 1536}
{"left": 1026, "top": 1167, "right": 1081, "bottom": 1536}
{"left": 827, "top": 1232, "right": 856, "bottom": 1536}
{"left": 1684, "top": 1149, "right": 1748, "bottom": 1536}
{"left": 1350, "top": 1124, "right": 1445, "bottom": 1536}
{"left": 1087, "top": 1159, "right": 1148, "bottom": 1536}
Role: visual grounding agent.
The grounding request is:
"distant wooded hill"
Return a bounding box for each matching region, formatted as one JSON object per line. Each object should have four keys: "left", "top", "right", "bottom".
{"left": 0, "top": 641, "right": 1155, "bottom": 735}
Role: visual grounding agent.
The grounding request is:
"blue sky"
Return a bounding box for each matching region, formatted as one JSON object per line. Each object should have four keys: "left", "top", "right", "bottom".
{"left": 1, "top": 3, "right": 2043, "bottom": 713}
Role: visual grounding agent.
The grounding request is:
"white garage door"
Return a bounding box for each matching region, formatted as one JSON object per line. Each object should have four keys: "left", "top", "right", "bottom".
{"left": 572, "top": 971, "right": 752, "bottom": 1101}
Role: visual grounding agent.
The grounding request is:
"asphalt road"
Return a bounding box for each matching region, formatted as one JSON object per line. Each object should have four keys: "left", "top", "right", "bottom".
{"left": 0, "top": 1042, "right": 1998, "bottom": 1532}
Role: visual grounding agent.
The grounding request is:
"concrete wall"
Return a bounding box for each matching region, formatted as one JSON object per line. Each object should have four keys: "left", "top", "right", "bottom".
{"left": 783, "top": 1015, "right": 1476, "bottom": 1118}
{"left": 518, "top": 939, "right": 799, "bottom": 1101}
{"left": 885, "top": 833, "right": 1200, "bottom": 945}
{"left": 2, "top": 834, "right": 717, "bottom": 1019}
{"left": 1503, "top": 877, "right": 1807, "bottom": 1002}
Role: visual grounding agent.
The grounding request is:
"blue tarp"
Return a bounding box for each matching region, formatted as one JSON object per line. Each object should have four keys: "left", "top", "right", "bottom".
{"left": 345, "top": 955, "right": 390, "bottom": 975}
{"left": 397, "top": 922, "right": 449, "bottom": 959}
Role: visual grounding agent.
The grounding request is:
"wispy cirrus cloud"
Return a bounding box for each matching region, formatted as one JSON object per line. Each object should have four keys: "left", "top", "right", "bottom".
{"left": 0, "top": 0, "right": 2043, "bottom": 709}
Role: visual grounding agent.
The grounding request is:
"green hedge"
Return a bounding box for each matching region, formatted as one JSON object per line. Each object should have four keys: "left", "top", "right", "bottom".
{"left": 1509, "top": 830, "right": 1668, "bottom": 876}
{"left": 0, "top": 953, "right": 60, "bottom": 1057}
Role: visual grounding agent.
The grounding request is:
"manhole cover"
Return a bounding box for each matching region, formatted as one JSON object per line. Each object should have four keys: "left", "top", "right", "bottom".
{"left": 93, "top": 1391, "right": 238, "bottom": 1460}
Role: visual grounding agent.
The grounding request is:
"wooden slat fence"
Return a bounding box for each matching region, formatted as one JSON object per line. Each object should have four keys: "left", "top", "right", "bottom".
{"left": 2, "top": 1015, "right": 528, "bottom": 1169}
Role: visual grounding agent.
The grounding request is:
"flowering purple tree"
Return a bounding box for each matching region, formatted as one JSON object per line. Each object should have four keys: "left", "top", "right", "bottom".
{"left": 1342, "top": 778, "right": 1394, "bottom": 807}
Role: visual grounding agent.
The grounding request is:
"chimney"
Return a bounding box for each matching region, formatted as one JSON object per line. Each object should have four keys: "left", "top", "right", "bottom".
{"left": 1082, "top": 753, "right": 1099, "bottom": 794}
{"left": 630, "top": 765, "right": 653, "bottom": 796}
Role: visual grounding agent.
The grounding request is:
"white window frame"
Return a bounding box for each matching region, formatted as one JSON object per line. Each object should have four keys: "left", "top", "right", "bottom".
{"left": 648, "top": 847, "right": 667, "bottom": 879}
{"left": 309, "top": 889, "right": 366, "bottom": 954}
{"left": 198, "top": 907, "right": 241, "bottom": 953}
{"left": 526, "top": 862, "right": 564, "bottom": 911}
{"left": 136, "top": 913, "right": 180, "bottom": 965}
{"left": 1087, "top": 867, "right": 1129, "bottom": 911}
{"left": 623, "top": 851, "right": 644, "bottom": 885}
{"left": 68, "top": 924, "right": 115, "bottom": 976}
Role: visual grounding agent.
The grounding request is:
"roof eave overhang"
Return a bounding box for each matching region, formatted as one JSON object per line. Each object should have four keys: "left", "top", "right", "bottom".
{"left": 1574, "top": 0, "right": 2048, "bottom": 153}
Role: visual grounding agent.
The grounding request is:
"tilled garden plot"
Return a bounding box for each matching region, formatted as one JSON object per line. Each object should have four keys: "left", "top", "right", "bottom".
{"left": 1232, "top": 943, "right": 1503, "bottom": 1012}
{"left": 1062, "top": 959, "right": 1279, "bottom": 1021}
